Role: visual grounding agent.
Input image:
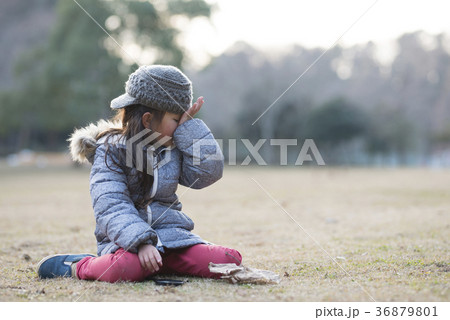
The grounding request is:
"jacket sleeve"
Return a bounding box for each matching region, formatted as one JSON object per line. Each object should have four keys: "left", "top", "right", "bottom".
{"left": 173, "top": 118, "right": 224, "bottom": 189}
{"left": 89, "top": 143, "right": 158, "bottom": 253}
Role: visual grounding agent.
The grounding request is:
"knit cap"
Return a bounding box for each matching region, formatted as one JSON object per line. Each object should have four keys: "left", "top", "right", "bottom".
{"left": 110, "top": 65, "right": 193, "bottom": 114}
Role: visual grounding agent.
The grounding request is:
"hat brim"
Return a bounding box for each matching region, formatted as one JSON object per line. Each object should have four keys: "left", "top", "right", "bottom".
{"left": 110, "top": 93, "right": 139, "bottom": 109}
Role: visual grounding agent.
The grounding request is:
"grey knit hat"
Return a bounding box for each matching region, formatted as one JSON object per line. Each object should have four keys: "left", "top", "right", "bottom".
{"left": 110, "top": 65, "right": 193, "bottom": 114}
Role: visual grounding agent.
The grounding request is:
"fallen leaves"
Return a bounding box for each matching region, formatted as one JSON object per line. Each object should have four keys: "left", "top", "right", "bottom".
{"left": 208, "top": 263, "right": 281, "bottom": 284}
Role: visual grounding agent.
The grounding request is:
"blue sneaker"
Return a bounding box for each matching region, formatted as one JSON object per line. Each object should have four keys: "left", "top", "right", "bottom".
{"left": 36, "top": 254, "right": 95, "bottom": 279}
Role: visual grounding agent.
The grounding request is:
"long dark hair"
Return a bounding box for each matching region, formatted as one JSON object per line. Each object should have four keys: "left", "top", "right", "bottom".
{"left": 96, "top": 104, "right": 166, "bottom": 209}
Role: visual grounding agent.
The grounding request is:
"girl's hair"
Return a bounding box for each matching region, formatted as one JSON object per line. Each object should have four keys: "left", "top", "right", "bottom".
{"left": 96, "top": 104, "right": 166, "bottom": 209}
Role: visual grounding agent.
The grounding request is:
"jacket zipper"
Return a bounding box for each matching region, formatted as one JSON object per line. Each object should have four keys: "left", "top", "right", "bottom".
{"left": 148, "top": 146, "right": 171, "bottom": 249}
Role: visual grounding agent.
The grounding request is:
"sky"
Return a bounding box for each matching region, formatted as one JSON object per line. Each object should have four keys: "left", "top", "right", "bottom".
{"left": 179, "top": 0, "right": 450, "bottom": 67}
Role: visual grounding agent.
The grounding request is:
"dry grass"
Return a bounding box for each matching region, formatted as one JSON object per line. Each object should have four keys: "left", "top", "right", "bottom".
{"left": 0, "top": 163, "right": 449, "bottom": 301}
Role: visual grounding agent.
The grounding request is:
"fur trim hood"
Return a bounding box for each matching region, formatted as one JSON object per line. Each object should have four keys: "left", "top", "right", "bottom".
{"left": 67, "top": 119, "right": 122, "bottom": 164}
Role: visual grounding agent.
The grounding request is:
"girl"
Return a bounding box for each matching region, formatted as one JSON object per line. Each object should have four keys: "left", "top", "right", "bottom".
{"left": 37, "top": 65, "right": 242, "bottom": 283}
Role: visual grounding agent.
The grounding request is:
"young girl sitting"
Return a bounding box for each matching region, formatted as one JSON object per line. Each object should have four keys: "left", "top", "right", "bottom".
{"left": 37, "top": 65, "right": 243, "bottom": 283}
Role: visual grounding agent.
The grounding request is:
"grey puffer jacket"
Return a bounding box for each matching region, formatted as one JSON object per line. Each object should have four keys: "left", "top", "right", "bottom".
{"left": 68, "top": 118, "right": 224, "bottom": 255}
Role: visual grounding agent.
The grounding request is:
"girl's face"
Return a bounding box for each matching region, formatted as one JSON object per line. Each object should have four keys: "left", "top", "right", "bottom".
{"left": 151, "top": 112, "right": 181, "bottom": 146}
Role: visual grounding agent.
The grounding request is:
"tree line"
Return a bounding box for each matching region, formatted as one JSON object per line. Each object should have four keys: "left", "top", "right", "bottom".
{"left": 192, "top": 33, "right": 450, "bottom": 165}
{"left": 1, "top": 1, "right": 449, "bottom": 165}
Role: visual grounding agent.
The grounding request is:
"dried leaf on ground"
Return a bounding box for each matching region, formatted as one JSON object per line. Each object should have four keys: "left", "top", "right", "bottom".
{"left": 208, "top": 262, "right": 281, "bottom": 284}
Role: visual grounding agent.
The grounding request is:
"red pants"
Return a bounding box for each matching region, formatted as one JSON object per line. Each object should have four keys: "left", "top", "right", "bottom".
{"left": 76, "top": 244, "right": 242, "bottom": 283}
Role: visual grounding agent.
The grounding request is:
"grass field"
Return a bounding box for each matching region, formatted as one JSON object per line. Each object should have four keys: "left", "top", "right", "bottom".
{"left": 0, "top": 163, "right": 449, "bottom": 301}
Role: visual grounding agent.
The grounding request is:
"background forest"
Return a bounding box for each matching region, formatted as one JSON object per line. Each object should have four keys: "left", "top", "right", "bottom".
{"left": 1, "top": 0, "right": 450, "bottom": 166}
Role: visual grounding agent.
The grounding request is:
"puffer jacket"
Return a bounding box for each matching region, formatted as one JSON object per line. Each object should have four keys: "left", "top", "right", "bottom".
{"left": 68, "top": 118, "right": 224, "bottom": 255}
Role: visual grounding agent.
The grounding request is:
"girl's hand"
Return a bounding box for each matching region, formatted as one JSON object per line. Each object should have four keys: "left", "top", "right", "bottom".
{"left": 179, "top": 96, "right": 204, "bottom": 126}
{"left": 138, "top": 243, "right": 163, "bottom": 273}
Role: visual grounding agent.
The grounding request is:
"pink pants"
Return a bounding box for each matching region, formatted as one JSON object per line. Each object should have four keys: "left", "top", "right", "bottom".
{"left": 76, "top": 244, "right": 242, "bottom": 283}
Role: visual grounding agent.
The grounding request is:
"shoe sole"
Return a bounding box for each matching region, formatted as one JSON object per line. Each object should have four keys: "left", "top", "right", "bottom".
{"left": 36, "top": 253, "right": 95, "bottom": 276}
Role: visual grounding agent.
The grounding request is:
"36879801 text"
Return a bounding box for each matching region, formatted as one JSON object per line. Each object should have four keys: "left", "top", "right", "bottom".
{"left": 315, "top": 306, "right": 439, "bottom": 318}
